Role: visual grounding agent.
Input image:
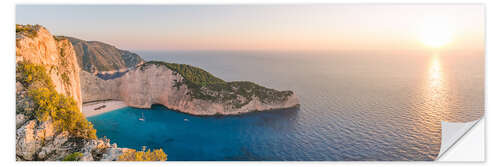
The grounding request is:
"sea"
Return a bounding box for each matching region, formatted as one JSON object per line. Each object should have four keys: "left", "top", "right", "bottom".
{"left": 87, "top": 50, "right": 484, "bottom": 161}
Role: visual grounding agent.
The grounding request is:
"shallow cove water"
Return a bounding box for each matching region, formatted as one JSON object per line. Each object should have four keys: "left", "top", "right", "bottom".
{"left": 88, "top": 50, "right": 484, "bottom": 161}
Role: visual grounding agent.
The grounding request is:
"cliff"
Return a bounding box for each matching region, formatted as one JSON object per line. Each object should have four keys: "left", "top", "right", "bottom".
{"left": 16, "top": 25, "right": 82, "bottom": 111}
{"left": 15, "top": 25, "right": 127, "bottom": 161}
{"left": 62, "top": 36, "right": 144, "bottom": 75}
{"left": 81, "top": 61, "right": 300, "bottom": 115}
{"left": 80, "top": 70, "right": 121, "bottom": 102}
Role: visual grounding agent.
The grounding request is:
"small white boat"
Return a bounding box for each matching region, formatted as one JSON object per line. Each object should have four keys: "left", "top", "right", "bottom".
{"left": 184, "top": 118, "right": 189, "bottom": 122}
{"left": 139, "top": 112, "right": 145, "bottom": 121}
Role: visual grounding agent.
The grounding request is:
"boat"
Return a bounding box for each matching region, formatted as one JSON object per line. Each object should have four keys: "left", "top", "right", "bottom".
{"left": 184, "top": 118, "right": 189, "bottom": 122}
{"left": 139, "top": 112, "right": 145, "bottom": 121}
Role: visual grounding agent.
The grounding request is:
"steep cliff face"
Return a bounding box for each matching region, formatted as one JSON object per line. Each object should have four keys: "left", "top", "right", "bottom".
{"left": 81, "top": 63, "right": 300, "bottom": 115}
{"left": 80, "top": 71, "right": 121, "bottom": 102}
{"left": 16, "top": 25, "right": 82, "bottom": 110}
{"left": 16, "top": 25, "right": 125, "bottom": 161}
{"left": 63, "top": 36, "right": 144, "bottom": 74}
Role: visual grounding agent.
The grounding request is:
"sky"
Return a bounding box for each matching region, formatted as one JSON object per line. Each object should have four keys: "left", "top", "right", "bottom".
{"left": 16, "top": 5, "right": 484, "bottom": 51}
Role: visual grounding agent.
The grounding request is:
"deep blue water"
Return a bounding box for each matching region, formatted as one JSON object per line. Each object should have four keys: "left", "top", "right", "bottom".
{"left": 88, "top": 105, "right": 301, "bottom": 161}
{"left": 88, "top": 50, "right": 484, "bottom": 161}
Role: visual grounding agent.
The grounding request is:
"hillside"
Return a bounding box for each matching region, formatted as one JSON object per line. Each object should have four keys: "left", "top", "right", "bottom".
{"left": 61, "top": 36, "right": 144, "bottom": 74}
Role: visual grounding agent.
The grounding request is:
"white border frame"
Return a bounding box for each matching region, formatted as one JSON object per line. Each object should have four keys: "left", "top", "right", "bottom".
{"left": 2, "top": 0, "right": 496, "bottom": 166}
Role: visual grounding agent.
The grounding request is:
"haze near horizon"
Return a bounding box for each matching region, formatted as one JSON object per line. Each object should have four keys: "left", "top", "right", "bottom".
{"left": 16, "top": 5, "right": 484, "bottom": 52}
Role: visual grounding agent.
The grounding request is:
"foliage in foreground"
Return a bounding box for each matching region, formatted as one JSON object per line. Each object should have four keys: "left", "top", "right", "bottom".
{"left": 16, "top": 61, "right": 53, "bottom": 89}
{"left": 16, "top": 62, "right": 97, "bottom": 139}
{"left": 118, "top": 147, "right": 167, "bottom": 161}
{"left": 63, "top": 152, "right": 83, "bottom": 161}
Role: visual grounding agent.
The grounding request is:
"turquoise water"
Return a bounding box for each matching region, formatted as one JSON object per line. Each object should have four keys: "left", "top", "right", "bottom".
{"left": 88, "top": 50, "right": 484, "bottom": 160}
{"left": 88, "top": 105, "right": 301, "bottom": 160}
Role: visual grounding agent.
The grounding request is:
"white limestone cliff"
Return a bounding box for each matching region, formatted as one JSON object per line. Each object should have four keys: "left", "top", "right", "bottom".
{"left": 16, "top": 25, "right": 124, "bottom": 161}
{"left": 81, "top": 64, "right": 300, "bottom": 115}
{"left": 16, "top": 26, "right": 82, "bottom": 111}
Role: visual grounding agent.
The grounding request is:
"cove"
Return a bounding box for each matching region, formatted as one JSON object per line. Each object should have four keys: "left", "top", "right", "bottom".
{"left": 87, "top": 104, "right": 300, "bottom": 161}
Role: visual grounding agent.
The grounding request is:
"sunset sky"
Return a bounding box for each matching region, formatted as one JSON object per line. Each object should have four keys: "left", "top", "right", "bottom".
{"left": 16, "top": 5, "right": 484, "bottom": 51}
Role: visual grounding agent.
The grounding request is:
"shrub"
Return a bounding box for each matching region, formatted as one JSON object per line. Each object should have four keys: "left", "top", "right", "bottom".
{"left": 63, "top": 152, "right": 83, "bottom": 161}
{"left": 29, "top": 87, "right": 97, "bottom": 139}
{"left": 17, "top": 62, "right": 97, "bottom": 139}
{"left": 53, "top": 35, "right": 63, "bottom": 41}
{"left": 16, "top": 62, "right": 53, "bottom": 89}
{"left": 118, "top": 147, "right": 167, "bottom": 161}
{"left": 146, "top": 61, "right": 224, "bottom": 85}
{"left": 16, "top": 24, "right": 40, "bottom": 38}
{"left": 61, "top": 72, "right": 70, "bottom": 86}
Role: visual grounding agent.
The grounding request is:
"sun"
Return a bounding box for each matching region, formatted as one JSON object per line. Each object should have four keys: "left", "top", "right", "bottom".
{"left": 419, "top": 21, "right": 453, "bottom": 48}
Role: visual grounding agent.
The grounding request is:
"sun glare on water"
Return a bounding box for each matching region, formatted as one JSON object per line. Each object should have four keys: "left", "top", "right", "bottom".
{"left": 419, "top": 20, "right": 454, "bottom": 48}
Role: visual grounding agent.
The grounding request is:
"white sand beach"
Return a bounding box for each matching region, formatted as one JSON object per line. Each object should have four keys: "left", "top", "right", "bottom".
{"left": 82, "top": 100, "right": 128, "bottom": 117}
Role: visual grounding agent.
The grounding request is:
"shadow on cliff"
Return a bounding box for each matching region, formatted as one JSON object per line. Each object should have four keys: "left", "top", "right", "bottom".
{"left": 148, "top": 103, "right": 301, "bottom": 132}
{"left": 147, "top": 103, "right": 300, "bottom": 118}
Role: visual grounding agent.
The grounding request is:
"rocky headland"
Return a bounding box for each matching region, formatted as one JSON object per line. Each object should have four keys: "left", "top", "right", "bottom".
{"left": 80, "top": 61, "right": 300, "bottom": 116}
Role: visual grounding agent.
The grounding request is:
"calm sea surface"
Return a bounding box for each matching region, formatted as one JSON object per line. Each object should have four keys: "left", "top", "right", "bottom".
{"left": 88, "top": 50, "right": 484, "bottom": 161}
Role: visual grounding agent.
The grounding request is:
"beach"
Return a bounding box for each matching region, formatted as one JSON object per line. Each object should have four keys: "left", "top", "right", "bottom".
{"left": 82, "top": 100, "right": 128, "bottom": 117}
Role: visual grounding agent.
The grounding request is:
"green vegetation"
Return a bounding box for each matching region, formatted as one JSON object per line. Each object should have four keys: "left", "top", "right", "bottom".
{"left": 61, "top": 72, "right": 70, "bottom": 85}
{"left": 146, "top": 61, "right": 224, "bottom": 85}
{"left": 16, "top": 24, "right": 40, "bottom": 38}
{"left": 63, "top": 152, "right": 83, "bottom": 161}
{"left": 16, "top": 62, "right": 53, "bottom": 90}
{"left": 57, "top": 44, "right": 71, "bottom": 88}
{"left": 59, "top": 47, "right": 66, "bottom": 58}
{"left": 144, "top": 61, "right": 293, "bottom": 108}
{"left": 16, "top": 62, "right": 97, "bottom": 139}
{"left": 28, "top": 87, "right": 96, "bottom": 139}
{"left": 53, "top": 35, "right": 64, "bottom": 41}
{"left": 118, "top": 147, "right": 167, "bottom": 161}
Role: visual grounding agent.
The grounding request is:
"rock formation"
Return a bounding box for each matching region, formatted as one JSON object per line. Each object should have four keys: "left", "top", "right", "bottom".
{"left": 81, "top": 62, "right": 300, "bottom": 115}
{"left": 15, "top": 116, "right": 126, "bottom": 161}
